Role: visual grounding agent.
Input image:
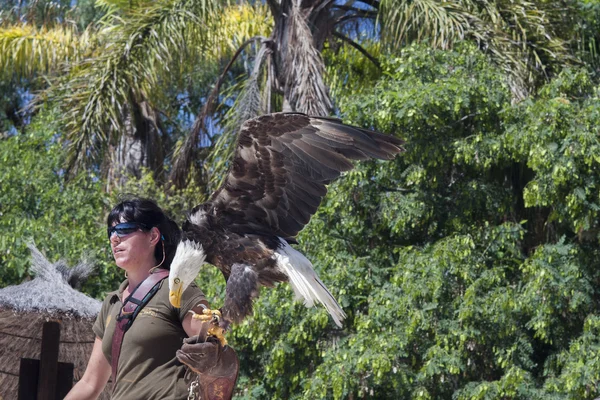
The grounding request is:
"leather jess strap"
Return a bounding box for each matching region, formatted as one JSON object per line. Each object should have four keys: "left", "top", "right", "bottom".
{"left": 111, "top": 269, "right": 170, "bottom": 385}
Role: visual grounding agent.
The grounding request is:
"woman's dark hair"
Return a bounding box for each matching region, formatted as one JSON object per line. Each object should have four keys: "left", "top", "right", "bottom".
{"left": 107, "top": 197, "right": 181, "bottom": 270}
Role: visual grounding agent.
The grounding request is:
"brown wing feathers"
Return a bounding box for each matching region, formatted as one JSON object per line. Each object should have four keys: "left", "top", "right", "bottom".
{"left": 208, "top": 112, "right": 404, "bottom": 239}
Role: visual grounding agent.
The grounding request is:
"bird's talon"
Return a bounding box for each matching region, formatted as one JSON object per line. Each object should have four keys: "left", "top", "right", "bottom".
{"left": 207, "top": 309, "right": 222, "bottom": 323}
{"left": 189, "top": 310, "right": 213, "bottom": 323}
{"left": 219, "top": 318, "right": 231, "bottom": 332}
{"left": 190, "top": 309, "right": 228, "bottom": 345}
{"left": 207, "top": 326, "right": 228, "bottom": 346}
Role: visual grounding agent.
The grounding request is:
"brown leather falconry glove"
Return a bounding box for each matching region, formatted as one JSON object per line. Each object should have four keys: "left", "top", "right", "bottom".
{"left": 177, "top": 326, "right": 240, "bottom": 400}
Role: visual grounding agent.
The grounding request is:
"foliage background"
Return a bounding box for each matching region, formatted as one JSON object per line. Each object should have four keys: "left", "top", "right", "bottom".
{"left": 2, "top": 0, "right": 600, "bottom": 399}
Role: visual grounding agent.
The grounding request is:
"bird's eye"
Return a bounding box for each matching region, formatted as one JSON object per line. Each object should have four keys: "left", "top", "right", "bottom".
{"left": 174, "top": 278, "right": 180, "bottom": 284}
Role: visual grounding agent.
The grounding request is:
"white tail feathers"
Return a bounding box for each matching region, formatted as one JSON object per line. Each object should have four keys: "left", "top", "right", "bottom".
{"left": 274, "top": 240, "right": 346, "bottom": 327}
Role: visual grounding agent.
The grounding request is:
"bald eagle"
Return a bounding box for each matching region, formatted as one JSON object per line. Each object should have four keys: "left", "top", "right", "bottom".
{"left": 168, "top": 112, "right": 403, "bottom": 342}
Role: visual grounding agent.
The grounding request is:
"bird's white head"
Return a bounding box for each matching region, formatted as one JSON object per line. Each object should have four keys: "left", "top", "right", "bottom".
{"left": 168, "top": 239, "right": 206, "bottom": 308}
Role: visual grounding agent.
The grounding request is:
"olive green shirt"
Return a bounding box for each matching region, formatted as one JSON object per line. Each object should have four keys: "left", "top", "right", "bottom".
{"left": 93, "top": 277, "right": 206, "bottom": 400}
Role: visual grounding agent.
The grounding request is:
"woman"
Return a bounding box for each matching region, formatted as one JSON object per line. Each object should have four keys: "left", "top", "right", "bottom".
{"left": 66, "top": 198, "right": 210, "bottom": 399}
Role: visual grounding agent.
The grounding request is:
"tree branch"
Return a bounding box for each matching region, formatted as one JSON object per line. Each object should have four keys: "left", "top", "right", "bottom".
{"left": 265, "top": 0, "right": 280, "bottom": 18}
{"left": 332, "top": 4, "right": 377, "bottom": 16}
{"left": 313, "top": 0, "right": 336, "bottom": 16}
{"left": 333, "top": 31, "right": 381, "bottom": 70}
{"left": 334, "top": 14, "right": 373, "bottom": 26}
{"left": 169, "top": 36, "right": 270, "bottom": 188}
{"left": 355, "top": 0, "right": 380, "bottom": 10}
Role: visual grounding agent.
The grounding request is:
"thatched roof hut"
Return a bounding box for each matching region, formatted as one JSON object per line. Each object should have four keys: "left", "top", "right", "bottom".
{"left": 0, "top": 245, "right": 112, "bottom": 399}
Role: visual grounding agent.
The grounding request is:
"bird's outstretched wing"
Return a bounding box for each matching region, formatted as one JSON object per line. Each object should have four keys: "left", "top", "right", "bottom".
{"left": 202, "top": 112, "right": 404, "bottom": 239}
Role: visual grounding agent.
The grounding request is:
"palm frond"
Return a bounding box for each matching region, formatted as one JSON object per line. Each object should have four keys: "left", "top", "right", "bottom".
{"left": 325, "top": 38, "right": 382, "bottom": 102}
{"left": 378, "top": 0, "right": 573, "bottom": 99}
{"left": 45, "top": 0, "right": 218, "bottom": 173}
{"left": 201, "top": 42, "right": 273, "bottom": 193}
{"left": 466, "top": 0, "right": 572, "bottom": 98}
{"left": 168, "top": 35, "right": 269, "bottom": 189}
{"left": 209, "top": 3, "right": 273, "bottom": 59}
{"left": 167, "top": 4, "right": 273, "bottom": 188}
{"left": 95, "top": 0, "right": 154, "bottom": 13}
{"left": 0, "top": 24, "right": 95, "bottom": 78}
{"left": 379, "top": 0, "right": 470, "bottom": 50}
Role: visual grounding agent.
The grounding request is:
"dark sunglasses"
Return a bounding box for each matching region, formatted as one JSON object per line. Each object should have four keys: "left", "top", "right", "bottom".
{"left": 107, "top": 222, "right": 150, "bottom": 240}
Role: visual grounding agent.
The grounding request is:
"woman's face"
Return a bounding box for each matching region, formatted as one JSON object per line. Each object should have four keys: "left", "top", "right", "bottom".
{"left": 109, "top": 220, "right": 157, "bottom": 270}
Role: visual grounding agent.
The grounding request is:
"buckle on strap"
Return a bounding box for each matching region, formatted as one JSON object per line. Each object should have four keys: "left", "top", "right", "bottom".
{"left": 117, "top": 310, "right": 134, "bottom": 321}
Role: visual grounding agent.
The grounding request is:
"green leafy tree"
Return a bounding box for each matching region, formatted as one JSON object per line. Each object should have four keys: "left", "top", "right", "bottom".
{"left": 213, "top": 44, "right": 600, "bottom": 399}
{"left": 0, "top": 108, "right": 209, "bottom": 295}
{"left": 0, "top": 109, "right": 113, "bottom": 296}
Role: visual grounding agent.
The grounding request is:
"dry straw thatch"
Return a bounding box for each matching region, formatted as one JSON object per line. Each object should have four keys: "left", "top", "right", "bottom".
{"left": 0, "top": 244, "right": 112, "bottom": 399}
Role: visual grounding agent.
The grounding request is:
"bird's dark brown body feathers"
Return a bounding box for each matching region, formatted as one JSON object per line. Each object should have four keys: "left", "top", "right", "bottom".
{"left": 182, "top": 215, "right": 287, "bottom": 286}
{"left": 182, "top": 211, "right": 288, "bottom": 324}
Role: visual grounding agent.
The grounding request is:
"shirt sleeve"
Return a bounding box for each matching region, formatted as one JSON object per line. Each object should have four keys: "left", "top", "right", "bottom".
{"left": 92, "top": 295, "right": 111, "bottom": 339}
{"left": 178, "top": 282, "right": 208, "bottom": 322}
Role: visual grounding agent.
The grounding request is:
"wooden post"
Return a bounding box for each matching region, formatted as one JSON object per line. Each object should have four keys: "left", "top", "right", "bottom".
{"left": 18, "top": 358, "right": 39, "bottom": 400}
{"left": 37, "top": 321, "right": 60, "bottom": 400}
{"left": 18, "top": 321, "right": 74, "bottom": 400}
{"left": 19, "top": 359, "right": 74, "bottom": 400}
{"left": 56, "top": 361, "right": 74, "bottom": 399}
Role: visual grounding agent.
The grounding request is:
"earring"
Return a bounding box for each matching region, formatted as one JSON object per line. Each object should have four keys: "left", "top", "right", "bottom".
{"left": 149, "top": 240, "right": 166, "bottom": 274}
{"left": 124, "top": 271, "right": 128, "bottom": 279}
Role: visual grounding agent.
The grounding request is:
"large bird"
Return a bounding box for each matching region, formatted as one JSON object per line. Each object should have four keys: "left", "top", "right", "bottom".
{"left": 168, "top": 112, "right": 403, "bottom": 343}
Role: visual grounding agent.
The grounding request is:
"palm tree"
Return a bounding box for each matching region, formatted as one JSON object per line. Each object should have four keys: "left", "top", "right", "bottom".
{"left": 0, "top": 0, "right": 577, "bottom": 189}
{"left": 0, "top": 20, "right": 95, "bottom": 130}
{"left": 171, "top": 0, "right": 575, "bottom": 188}
{"left": 0, "top": 0, "right": 271, "bottom": 186}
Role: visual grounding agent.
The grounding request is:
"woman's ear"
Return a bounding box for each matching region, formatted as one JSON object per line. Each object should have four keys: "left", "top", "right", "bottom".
{"left": 150, "top": 227, "right": 161, "bottom": 245}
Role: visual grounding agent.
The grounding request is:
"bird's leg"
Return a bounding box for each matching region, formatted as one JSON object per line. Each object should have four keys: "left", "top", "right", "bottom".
{"left": 219, "top": 318, "right": 231, "bottom": 332}
{"left": 189, "top": 309, "right": 228, "bottom": 346}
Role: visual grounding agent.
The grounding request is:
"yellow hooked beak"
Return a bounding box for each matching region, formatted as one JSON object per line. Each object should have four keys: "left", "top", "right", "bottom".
{"left": 169, "top": 277, "right": 183, "bottom": 308}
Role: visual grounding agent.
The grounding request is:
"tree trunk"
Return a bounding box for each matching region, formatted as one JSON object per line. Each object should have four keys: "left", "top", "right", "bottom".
{"left": 270, "top": 0, "right": 335, "bottom": 116}
{"left": 106, "top": 100, "right": 164, "bottom": 189}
